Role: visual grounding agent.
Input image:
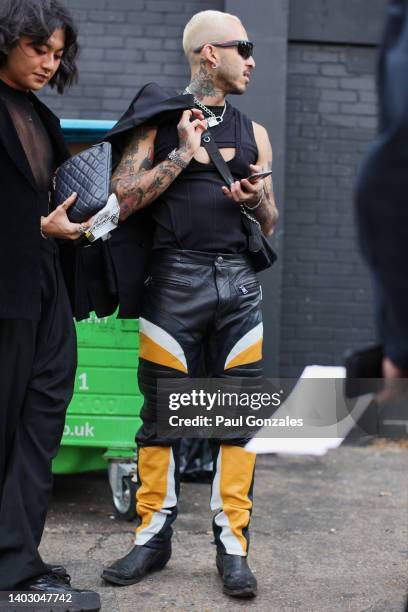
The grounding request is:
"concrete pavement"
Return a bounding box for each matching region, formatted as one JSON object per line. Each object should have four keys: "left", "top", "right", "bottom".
{"left": 40, "top": 442, "right": 408, "bottom": 612}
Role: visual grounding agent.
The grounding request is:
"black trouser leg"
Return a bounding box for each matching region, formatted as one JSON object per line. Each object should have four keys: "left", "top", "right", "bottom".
{"left": 209, "top": 443, "right": 256, "bottom": 556}
{"left": 0, "top": 320, "right": 36, "bottom": 500}
{"left": 0, "top": 249, "right": 76, "bottom": 589}
{"left": 134, "top": 419, "right": 181, "bottom": 550}
{"left": 206, "top": 254, "right": 262, "bottom": 556}
{"left": 134, "top": 251, "right": 210, "bottom": 550}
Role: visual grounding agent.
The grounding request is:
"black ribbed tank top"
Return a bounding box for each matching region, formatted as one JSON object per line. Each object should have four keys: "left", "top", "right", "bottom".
{"left": 151, "top": 102, "right": 258, "bottom": 253}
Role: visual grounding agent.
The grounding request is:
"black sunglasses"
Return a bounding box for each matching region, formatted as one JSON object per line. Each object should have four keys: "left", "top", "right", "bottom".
{"left": 194, "top": 40, "right": 254, "bottom": 60}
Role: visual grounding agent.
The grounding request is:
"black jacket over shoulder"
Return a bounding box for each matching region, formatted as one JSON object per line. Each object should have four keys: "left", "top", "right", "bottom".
{"left": 355, "top": 0, "right": 408, "bottom": 368}
{"left": 0, "top": 92, "right": 69, "bottom": 319}
{"left": 64, "top": 83, "right": 196, "bottom": 322}
{"left": 109, "top": 84, "right": 196, "bottom": 319}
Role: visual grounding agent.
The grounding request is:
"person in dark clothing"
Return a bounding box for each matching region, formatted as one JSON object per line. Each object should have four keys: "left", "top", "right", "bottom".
{"left": 356, "top": 0, "right": 408, "bottom": 382}
{"left": 0, "top": 1, "right": 100, "bottom": 608}
{"left": 102, "top": 10, "right": 278, "bottom": 599}
{"left": 355, "top": 2, "right": 408, "bottom": 610}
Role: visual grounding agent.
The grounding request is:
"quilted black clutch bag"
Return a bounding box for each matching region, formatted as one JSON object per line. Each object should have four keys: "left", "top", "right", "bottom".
{"left": 53, "top": 141, "right": 112, "bottom": 223}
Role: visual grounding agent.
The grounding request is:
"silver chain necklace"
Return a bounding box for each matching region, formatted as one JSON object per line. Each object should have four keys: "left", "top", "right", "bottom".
{"left": 184, "top": 86, "right": 227, "bottom": 127}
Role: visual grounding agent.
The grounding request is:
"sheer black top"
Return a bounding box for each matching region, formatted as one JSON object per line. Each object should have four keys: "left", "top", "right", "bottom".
{"left": 0, "top": 79, "right": 54, "bottom": 215}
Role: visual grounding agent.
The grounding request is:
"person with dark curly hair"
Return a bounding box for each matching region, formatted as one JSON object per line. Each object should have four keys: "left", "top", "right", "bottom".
{"left": 0, "top": 1, "right": 100, "bottom": 608}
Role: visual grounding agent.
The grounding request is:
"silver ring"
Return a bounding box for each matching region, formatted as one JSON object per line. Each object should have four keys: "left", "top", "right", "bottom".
{"left": 78, "top": 224, "right": 87, "bottom": 235}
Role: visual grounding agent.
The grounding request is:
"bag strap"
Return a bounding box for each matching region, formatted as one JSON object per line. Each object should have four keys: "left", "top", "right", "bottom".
{"left": 201, "top": 130, "right": 234, "bottom": 186}
{"left": 201, "top": 129, "right": 264, "bottom": 254}
{"left": 200, "top": 129, "right": 259, "bottom": 226}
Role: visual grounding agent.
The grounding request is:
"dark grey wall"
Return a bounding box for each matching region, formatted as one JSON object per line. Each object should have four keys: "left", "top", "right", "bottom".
{"left": 289, "top": 0, "right": 387, "bottom": 45}
{"left": 278, "top": 0, "right": 385, "bottom": 376}
{"left": 38, "top": 0, "right": 223, "bottom": 118}
{"left": 281, "top": 44, "right": 378, "bottom": 376}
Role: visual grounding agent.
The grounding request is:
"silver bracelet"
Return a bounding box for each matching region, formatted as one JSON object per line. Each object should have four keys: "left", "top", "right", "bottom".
{"left": 40, "top": 218, "right": 48, "bottom": 240}
{"left": 244, "top": 187, "right": 264, "bottom": 211}
{"left": 168, "top": 148, "right": 189, "bottom": 170}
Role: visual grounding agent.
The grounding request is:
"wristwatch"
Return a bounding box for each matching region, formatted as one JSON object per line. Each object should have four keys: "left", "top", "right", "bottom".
{"left": 168, "top": 148, "right": 189, "bottom": 169}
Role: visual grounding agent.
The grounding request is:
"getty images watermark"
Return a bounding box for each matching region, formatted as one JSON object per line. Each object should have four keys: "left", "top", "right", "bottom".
{"left": 156, "top": 377, "right": 388, "bottom": 439}
{"left": 157, "top": 378, "right": 307, "bottom": 439}
{"left": 167, "top": 388, "right": 303, "bottom": 429}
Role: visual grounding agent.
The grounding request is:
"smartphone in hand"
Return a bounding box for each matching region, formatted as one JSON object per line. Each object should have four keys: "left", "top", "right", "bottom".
{"left": 246, "top": 171, "right": 273, "bottom": 183}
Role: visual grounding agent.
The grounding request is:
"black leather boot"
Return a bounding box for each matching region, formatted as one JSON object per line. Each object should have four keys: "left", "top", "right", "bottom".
{"left": 101, "top": 544, "right": 172, "bottom": 586}
{"left": 44, "top": 564, "right": 71, "bottom": 585}
{"left": 17, "top": 573, "right": 101, "bottom": 611}
{"left": 216, "top": 552, "right": 257, "bottom": 598}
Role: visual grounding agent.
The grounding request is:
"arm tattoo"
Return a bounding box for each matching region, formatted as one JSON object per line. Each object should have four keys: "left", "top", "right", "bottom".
{"left": 140, "top": 146, "right": 154, "bottom": 171}
{"left": 109, "top": 126, "right": 180, "bottom": 221}
{"left": 116, "top": 159, "right": 182, "bottom": 221}
{"left": 264, "top": 160, "right": 275, "bottom": 200}
{"left": 110, "top": 127, "right": 151, "bottom": 191}
{"left": 251, "top": 160, "right": 279, "bottom": 228}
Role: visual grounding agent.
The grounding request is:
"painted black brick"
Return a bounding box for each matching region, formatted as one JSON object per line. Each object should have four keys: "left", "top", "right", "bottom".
{"left": 38, "top": 0, "right": 224, "bottom": 119}
{"left": 281, "top": 43, "right": 378, "bottom": 376}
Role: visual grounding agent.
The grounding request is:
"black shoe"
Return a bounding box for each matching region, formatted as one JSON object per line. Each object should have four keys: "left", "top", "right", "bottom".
{"left": 18, "top": 573, "right": 101, "bottom": 611}
{"left": 101, "top": 544, "right": 171, "bottom": 586}
{"left": 216, "top": 552, "right": 257, "bottom": 598}
{"left": 44, "top": 563, "right": 71, "bottom": 585}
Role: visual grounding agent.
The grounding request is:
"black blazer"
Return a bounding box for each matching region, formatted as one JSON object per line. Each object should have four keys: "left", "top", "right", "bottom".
{"left": 355, "top": 0, "right": 408, "bottom": 368}
{"left": 0, "top": 91, "right": 69, "bottom": 319}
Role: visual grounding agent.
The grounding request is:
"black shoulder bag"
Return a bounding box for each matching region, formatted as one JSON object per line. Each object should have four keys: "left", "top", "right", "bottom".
{"left": 53, "top": 141, "right": 112, "bottom": 223}
{"left": 200, "top": 130, "right": 277, "bottom": 272}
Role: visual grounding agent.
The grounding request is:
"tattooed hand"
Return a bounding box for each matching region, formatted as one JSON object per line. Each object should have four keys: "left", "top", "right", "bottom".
{"left": 177, "top": 108, "right": 208, "bottom": 160}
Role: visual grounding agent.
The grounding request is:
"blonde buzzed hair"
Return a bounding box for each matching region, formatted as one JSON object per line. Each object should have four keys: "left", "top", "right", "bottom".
{"left": 183, "top": 10, "right": 242, "bottom": 61}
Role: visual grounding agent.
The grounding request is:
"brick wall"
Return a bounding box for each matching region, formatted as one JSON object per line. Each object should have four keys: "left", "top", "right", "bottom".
{"left": 281, "top": 43, "right": 378, "bottom": 376}
{"left": 38, "top": 0, "right": 223, "bottom": 118}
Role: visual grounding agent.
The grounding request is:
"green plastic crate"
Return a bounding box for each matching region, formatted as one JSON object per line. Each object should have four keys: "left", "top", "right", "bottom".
{"left": 52, "top": 313, "right": 143, "bottom": 475}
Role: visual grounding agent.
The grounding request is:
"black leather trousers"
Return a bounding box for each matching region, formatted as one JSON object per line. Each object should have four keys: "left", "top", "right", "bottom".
{"left": 134, "top": 249, "right": 262, "bottom": 555}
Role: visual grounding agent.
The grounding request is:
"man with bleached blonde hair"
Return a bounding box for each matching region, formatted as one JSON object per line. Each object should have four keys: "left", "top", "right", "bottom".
{"left": 102, "top": 9, "right": 278, "bottom": 598}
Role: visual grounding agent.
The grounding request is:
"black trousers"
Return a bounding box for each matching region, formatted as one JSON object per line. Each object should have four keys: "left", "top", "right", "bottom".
{"left": 134, "top": 249, "right": 261, "bottom": 555}
{"left": 0, "top": 244, "right": 76, "bottom": 589}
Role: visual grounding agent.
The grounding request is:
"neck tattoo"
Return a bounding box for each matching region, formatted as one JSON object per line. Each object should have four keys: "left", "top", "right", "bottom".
{"left": 188, "top": 59, "right": 223, "bottom": 101}
{"left": 186, "top": 59, "right": 227, "bottom": 127}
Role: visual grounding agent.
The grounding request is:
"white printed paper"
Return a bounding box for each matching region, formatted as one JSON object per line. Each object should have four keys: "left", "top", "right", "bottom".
{"left": 85, "top": 193, "right": 120, "bottom": 242}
